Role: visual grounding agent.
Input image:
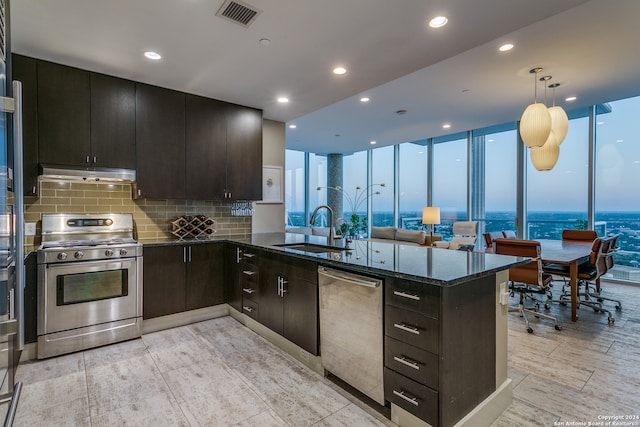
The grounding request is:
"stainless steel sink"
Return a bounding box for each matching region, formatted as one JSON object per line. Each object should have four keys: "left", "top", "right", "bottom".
{"left": 275, "top": 243, "right": 345, "bottom": 254}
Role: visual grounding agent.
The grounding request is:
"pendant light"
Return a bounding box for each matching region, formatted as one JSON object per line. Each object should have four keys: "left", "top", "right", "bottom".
{"left": 548, "top": 83, "right": 569, "bottom": 144}
{"left": 519, "top": 67, "right": 552, "bottom": 148}
{"left": 530, "top": 130, "right": 560, "bottom": 170}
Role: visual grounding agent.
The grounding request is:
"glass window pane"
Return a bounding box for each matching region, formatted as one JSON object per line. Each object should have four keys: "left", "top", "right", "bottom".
{"left": 308, "top": 153, "right": 328, "bottom": 225}
{"left": 595, "top": 96, "right": 640, "bottom": 282}
{"left": 341, "top": 152, "right": 368, "bottom": 236}
{"left": 285, "top": 150, "right": 305, "bottom": 226}
{"left": 372, "top": 146, "right": 394, "bottom": 227}
{"left": 526, "top": 116, "right": 589, "bottom": 240}
{"left": 433, "top": 137, "right": 467, "bottom": 239}
{"left": 399, "top": 142, "right": 428, "bottom": 229}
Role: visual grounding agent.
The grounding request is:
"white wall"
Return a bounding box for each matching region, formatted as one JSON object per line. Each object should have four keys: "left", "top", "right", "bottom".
{"left": 252, "top": 119, "right": 286, "bottom": 233}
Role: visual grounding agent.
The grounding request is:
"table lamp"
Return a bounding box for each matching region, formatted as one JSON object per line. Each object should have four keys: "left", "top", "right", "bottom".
{"left": 422, "top": 207, "right": 441, "bottom": 241}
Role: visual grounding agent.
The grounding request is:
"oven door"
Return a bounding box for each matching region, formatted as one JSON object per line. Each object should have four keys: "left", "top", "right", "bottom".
{"left": 38, "top": 258, "right": 140, "bottom": 335}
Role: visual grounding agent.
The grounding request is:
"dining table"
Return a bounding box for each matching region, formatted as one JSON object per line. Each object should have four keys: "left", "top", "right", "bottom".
{"left": 532, "top": 239, "right": 593, "bottom": 322}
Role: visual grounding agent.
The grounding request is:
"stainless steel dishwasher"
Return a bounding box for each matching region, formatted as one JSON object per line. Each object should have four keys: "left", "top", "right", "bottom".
{"left": 318, "top": 266, "right": 384, "bottom": 405}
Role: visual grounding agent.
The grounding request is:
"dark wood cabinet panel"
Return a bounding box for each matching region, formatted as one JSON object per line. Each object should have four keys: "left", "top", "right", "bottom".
{"left": 90, "top": 73, "right": 136, "bottom": 169}
{"left": 225, "top": 104, "right": 262, "bottom": 200}
{"left": 142, "top": 245, "right": 186, "bottom": 319}
{"left": 37, "top": 60, "right": 90, "bottom": 167}
{"left": 186, "top": 243, "right": 224, "bottom": 310}
{"left": 224, "top": 244, "right": 243, "bottom": 312}
{"left": 135, "top": 83, "right": 186, "bottom": 199}
{"left": 185, "top": 94, "right": 227, "bottom": 200}
{"left": 24, "top": 252, "right": 38, "bottom": 344}
{"left": 282, "top": 275, "right": 318, "bottom": 355}
{"left": 11, "top": 54, "right": 39, "bottom": 196}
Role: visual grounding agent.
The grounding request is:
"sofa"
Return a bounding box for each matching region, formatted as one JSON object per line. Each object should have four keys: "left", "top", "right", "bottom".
{"left": 366, "top": 226, "right": 438, "bottom": 246}
{"left": 285, "top": 226, "right": 334, "bottom": 236}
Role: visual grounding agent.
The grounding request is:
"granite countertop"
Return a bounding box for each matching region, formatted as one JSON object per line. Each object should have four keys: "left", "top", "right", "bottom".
{"left": 141, "top": 232, "right": 526, "bottom": 286}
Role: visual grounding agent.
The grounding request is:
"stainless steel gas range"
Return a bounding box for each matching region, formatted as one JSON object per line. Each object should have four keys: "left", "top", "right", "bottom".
{"left": 36, "top": 213, "right": 143, "bottom": 359}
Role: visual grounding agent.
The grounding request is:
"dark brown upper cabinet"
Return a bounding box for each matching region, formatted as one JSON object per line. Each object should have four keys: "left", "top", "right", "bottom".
{"left": 37, "top": 60, "right": 91, "bottom": 168}
{"left": 11, "top": 54, "right": 39, "bottom": 196}
{"left": 135, "top": 83, "right": 186, "bottom": 199}
{"left": 225, "top": 104, "right": 263, "bottom": 200}
{"left": 90, "top": 73, "right": 136, "bottom": 169}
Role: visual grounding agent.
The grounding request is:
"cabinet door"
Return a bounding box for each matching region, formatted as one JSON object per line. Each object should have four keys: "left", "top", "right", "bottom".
{"left": 11, "top": 54, "right": 39, "bottom": 196}
{"left": 224, "top": 244, "right": 243, "bottom": 312}
{"left": 185, "top": 94, "right": 226, "bottom": 200}
{"left": 90, "top": 73, "right": 135, "bottom": 169}
{"left": 225, "top": 104, "right": 262, "bottom": 200}
{"left": 135, "top": 83, "right": 186, "bottom": 199}
{"left": 283, "top": 275, "right": 318, "bottom": 355}
{"left": 37, "top": 60, "right": 90, "bottom": 167}
{"left": 258, "top": 251, "right": 283, "bottom": 334}
{"left": 143, "top": 245, "right": 186, "bottom": 319}
{"left": 186, "top": 243, "right": 224, "bottom": 310}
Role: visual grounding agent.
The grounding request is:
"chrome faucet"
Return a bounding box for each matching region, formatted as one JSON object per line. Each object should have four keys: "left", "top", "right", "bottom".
{"left": 310, "top": 204, "right": 335, "bottom": 246}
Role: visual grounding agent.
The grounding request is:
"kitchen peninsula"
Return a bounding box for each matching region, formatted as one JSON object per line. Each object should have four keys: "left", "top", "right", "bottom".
{"left": 143, "top": 233, "right": 525, "bottom": 427}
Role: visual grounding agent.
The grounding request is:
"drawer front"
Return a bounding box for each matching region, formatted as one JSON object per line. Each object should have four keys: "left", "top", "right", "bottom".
{"left": 385, "top": 336, "right": 438, "bottom": 389}
{"left": 242, "top": 298, "right": 259, "bottom": 320}
{"left": 386, "top": 277, "right": 440, "bottom": 318}
{"left": 384, "top": 367, "right": 438, "bottom": 426}
{"left": 241, "top": 248, "right": 259, "bottom": 265}
{"left": 240, "top": 263, "right": 260, "bottom": 300}
{"left": 385, "top": 305, "right": 439, "bottom": 354}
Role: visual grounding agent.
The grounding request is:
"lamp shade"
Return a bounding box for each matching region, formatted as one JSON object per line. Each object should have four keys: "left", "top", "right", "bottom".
{"left": 519, "top": 102, "right": 552, "bottom": 148}
{"left": 548, "top": 105, "right": 569, "bottom": 144}
{"left": 530, "top": 131, "right": 560, "bottom": 171}
{"left": 422, "top": 207, "right": 441, "bottom": 225}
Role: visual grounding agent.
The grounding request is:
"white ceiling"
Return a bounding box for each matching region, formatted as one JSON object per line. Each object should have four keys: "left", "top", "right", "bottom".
{"left": 11, "top": 0, "right": 640, "bottom": 154}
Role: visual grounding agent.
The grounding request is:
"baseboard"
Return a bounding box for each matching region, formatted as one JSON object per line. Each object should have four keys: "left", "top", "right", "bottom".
{"left": 142, "top": 304, "right": 229, "bottom": 334}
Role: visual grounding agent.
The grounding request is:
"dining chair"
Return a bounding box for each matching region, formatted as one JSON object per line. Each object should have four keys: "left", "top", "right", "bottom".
{"left": 561, "top": 229, "right": 597, "bottom": 242}
{"left": 544, "top": 236, "right": 616, "bottom": 323}
{"left": 483, "top": 231, "right": 504, "bottom": 249}
{"left": 501, "top": 230, "right": 516, "bottom": 239}
{"left": 493, "top": 238, "right": 562, "bottom": 333}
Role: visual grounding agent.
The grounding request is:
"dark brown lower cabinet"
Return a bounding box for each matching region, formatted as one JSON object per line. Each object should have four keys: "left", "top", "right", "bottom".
{"left": 143, "top": 243, "right": 223, "bottom": 319}
{"left": 224, "top": 244, "right": 243, "bottom": 312}
{"left": 259, "top": 252, "right": 318, "bottom": 355}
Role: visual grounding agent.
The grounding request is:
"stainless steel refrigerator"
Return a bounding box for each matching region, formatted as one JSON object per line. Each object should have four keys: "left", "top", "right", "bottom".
{"left": 0, "top": 0, "right": 24, "bottom": 423}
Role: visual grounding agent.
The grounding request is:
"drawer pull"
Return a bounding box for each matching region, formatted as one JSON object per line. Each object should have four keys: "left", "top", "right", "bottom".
{"left": 393, "top": 290, "right": 420, "bottom": 301}
{"left": 243, "top": 253, "right": 256, "bottom": 258}
{"left": 242, "top": 270, "right": 256, "bottom": 276}
{"left": 393, "top": 389, "right": 419, "bottom": 406}
{"left": 393, "top": 355, "right": 420, "bottom": 370}
{"left": 242, "top": 287, "right": 255, "bottom": 294}
{"left": 394, "top": 322, "right": 420, "bottom": 335}
{"left": 242, "top": 306, "right": 253, "bottom": 313}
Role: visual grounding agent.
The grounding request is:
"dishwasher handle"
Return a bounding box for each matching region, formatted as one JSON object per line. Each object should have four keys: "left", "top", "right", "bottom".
{"left": 318, "top": 267, "right": 380, "bottom": 288}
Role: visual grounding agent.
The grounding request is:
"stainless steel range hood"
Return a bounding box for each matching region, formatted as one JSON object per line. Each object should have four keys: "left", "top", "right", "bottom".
{"left": 39, "top": 165, "right": 136, "bottom": 182}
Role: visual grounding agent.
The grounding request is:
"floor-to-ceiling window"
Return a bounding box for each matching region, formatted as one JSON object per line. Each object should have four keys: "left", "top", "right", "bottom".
{"left": 398, "top": 142, "right": 428, "bottom": 229}
{"left": 285, "top": 150, "right": 306, "bottom": 226}
{"left": 341, "top": 151, "right": 368, "bottom": 235}
{"left": 433, "top": 135, "right": 467, "bottom": 239}
{"left": 526, "top": 115, "right": 589, "bottom": 239}
{"left": 308, "top": 153, "right": 328, "bottom": 226}
{"left": 371, "top": 145, "right": 394, "bottom": 227}
{"left": 595, "top": 97, "right": 640, "bottom": 282}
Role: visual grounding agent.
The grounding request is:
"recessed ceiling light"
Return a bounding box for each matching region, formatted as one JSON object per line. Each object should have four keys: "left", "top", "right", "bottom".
{"left": 288, "top": 124, "right": 297, "bottom": 129}
{"left": 370, "top": 140, "right": 376, "bottom": 145}
{"left": 633, "top": 160, "right": 640, "bottom": 164}
{"left": 429, "top": 16, "right": 448, "bottom": 28}
{"left": 259, "top": 38, "right": 271, "bottom": 45}
{"left": 487, "top": 139, "right": 495, "bottom": 142}
{"left": 360, "top": 97, "right": 370, "bottom": 102}
{"left": 565, "top": 96, "right": 577, "bottom": 102}
{"left": 333, "top": 67, "right": 347, "bottom": 75}
{"left": 144, "top": 51, "right": 162, "bottom": 60}
{"left": 277, "top": 97, "right": 289, "bottom": 103}
{"left": 597, "top": 121, "right": 604, "bottom": 125}
{"left": 616, "top": 139, "right": 624, "bottom": 143}
{"left": 443, "top": 123, "right": 451, "bottom": 129}
{"left": 499, "top": 43, "right": 514, "bottom": 52}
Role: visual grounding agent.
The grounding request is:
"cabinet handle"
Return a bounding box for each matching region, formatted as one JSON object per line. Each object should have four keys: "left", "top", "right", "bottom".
{"left": 243, "top": 253, "right": 256, "bottom": 258}
{"left": 242, "top": 270, "right": 256, "bottom": 276}
{"left": 242, "top": 287, "right": 255, "bottom": 294}
{"left": 32, "top": 185, "right": 37, "bottom": 195}
{"left": 393, "top": 356, "right": 421, "bottom": 370}
{"left": 183, "top": 247, "right": 187, "bottom": 263}
{"left": 228, "top": 192, "right": 232, "bottom": 199}
{"left": 236, "top": 248, "right": 242, "bottom": 264}
{"left": 392, "top": 389, "right": 419, "bottom": 406}
{"left": 137, "top": 189, "right": 142, "bottom": 197}
{"left": 393, "top": 322, "right": 420, "bottom": 335}
{"left": 188, "top": 246, "right": 192, "bottom": 262}
{"left": 85, "top": 155, "right": 90, "bottom": 164}
{"left": 393, "top": 290, "right": 420, "bottom": 301}
{"left": 243, "top": 306, "right": 253, "bottom": 313}
{"left": 93, "top": 156, "right": 97, "bottom": 164}
{"left": 280, "top": 278, "right": 288, "bottom": 296}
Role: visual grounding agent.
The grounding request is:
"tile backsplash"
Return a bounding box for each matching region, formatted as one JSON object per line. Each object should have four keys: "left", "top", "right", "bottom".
{"left": 24, "top": 179, "right": 252, "bottom": 245}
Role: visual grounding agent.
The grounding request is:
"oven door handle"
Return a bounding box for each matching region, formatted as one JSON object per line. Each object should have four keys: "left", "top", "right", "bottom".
{"left": 45, "top": 258, "right": 137, "bottom": 273}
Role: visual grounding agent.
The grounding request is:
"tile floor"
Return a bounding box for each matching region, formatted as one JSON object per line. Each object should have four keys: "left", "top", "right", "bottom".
{"left": 7, "top": 280, "right": 640, "bottom": 426}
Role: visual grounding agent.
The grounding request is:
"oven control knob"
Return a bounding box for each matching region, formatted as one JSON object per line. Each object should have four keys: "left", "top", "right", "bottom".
{"left": 119, "top": 248, "right": 128, "bottom": 256}
{"left": 57, "top": 252, "right": 68, "bottom": 260}
{"left": 105, "top": 249, "right": 114, "bottom": 257}
{"left": 74, "top": 251, "right": 84, "bottom": 259}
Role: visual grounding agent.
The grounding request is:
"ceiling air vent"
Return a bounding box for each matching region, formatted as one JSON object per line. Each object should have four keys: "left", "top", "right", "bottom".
{"left": 215, "top": 0, "right": 262, "bottom": 28}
